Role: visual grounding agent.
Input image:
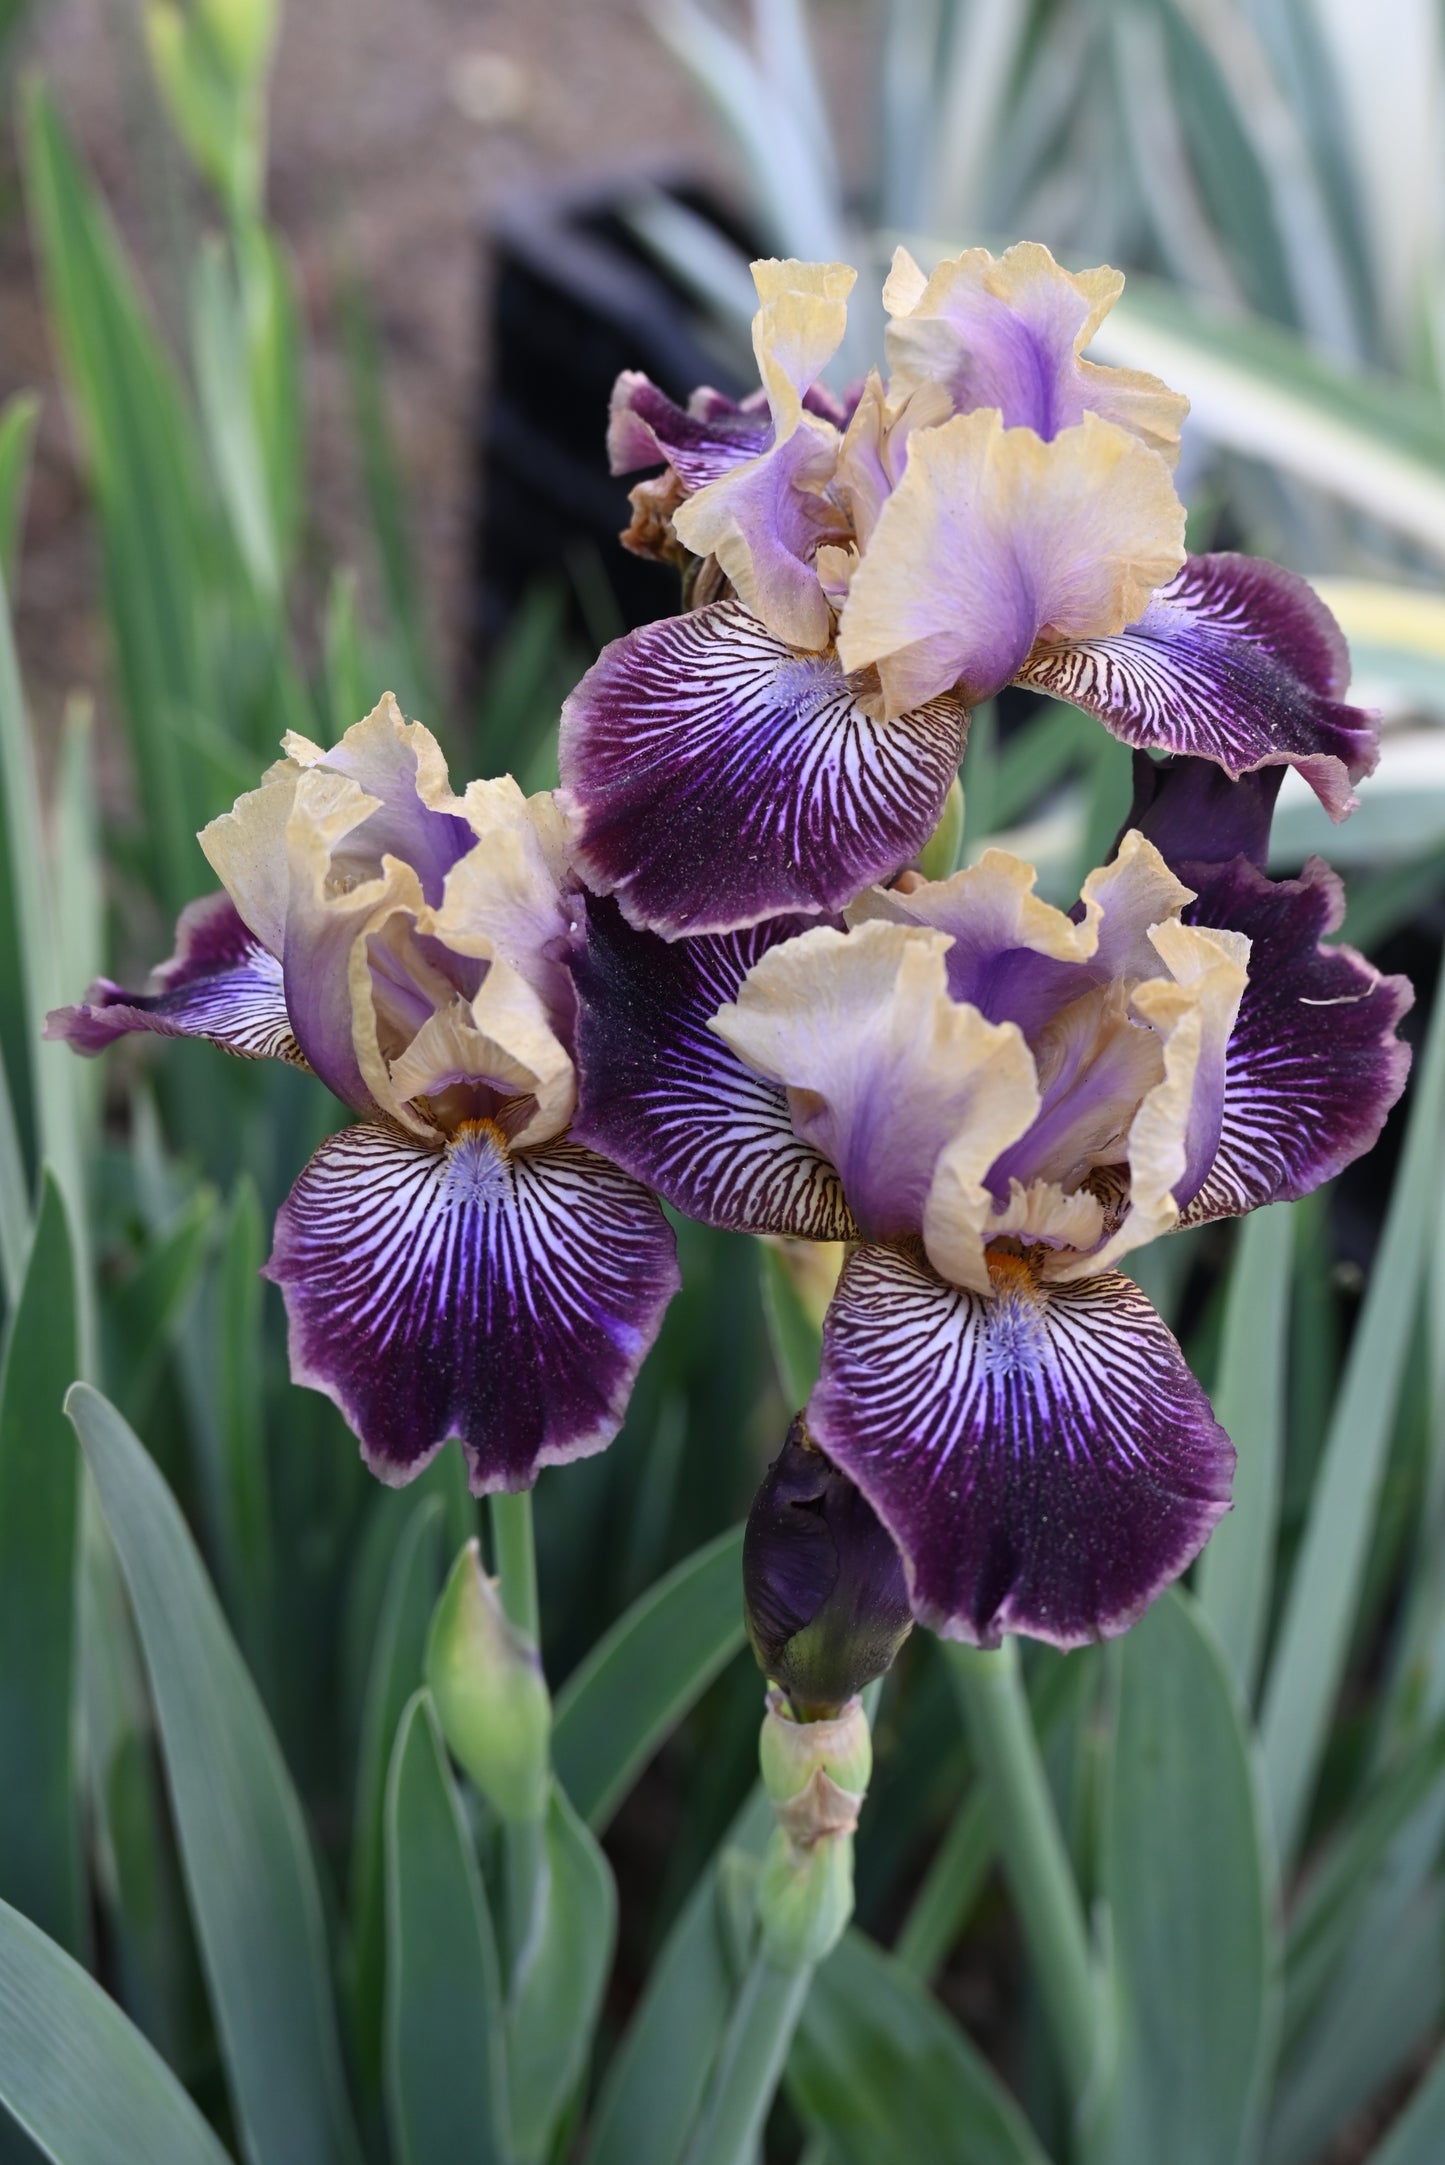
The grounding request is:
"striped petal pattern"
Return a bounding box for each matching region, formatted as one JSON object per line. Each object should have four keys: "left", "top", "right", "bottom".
{"left": 570, "top": 894, "right": 853, "bottom": 1239}
{"left": 265, "top": 1122, "right": 679, "bottom": 1491}
{"left": 1180, "top": 855, "right": 1413, "bottom": 1225}
{"left": 558, "top": 600, "right": 967, "bottom": 938}
{"left": 45, "top": 893, "right": 302, "bottom": 1065}
{"left": 808, "top": 1243, "right": 1233, "bottom": 1649}
{"left": 1017, "top": 553, "right": 1379, "bottom": 819}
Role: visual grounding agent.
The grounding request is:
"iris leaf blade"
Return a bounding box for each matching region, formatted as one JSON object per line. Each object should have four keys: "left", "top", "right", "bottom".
{"left": 0, "top": 1895, "right": 233, "bottom": 2165}
{"left": 383, "top": 1691, "right": 509, "bottom": 2165}
{"left": 1084, "top": 1589, "right": 1276, "bottom": 2165}
{"left": 1261, "top": 952, "right": 1445, "bottom": 1863}
{"left": 553, "top": 1523, "right": 746, "bottom": 1833}
{"left": 789, "top": 1928, "right": 1053, "bottom": 2165}
{"left": 66, "top": 1382, "right": 364, "bottom": 2165}
{"left": 1197, "top": 1203, "right": 1294, "bottom": 1702}
{"left": 0, "top": 1174, "right": 83, "bottom": 1955}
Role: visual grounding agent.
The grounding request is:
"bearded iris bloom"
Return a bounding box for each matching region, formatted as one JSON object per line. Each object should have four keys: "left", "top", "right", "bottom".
{"left": 48, "top": 698, "right": 679, "bottom": 1491}
{"left": 560, "top": 245, "right": 1378, "bottom": 939}
{"left": 570, "top": 755, "right": 1410, "bottom": 1646}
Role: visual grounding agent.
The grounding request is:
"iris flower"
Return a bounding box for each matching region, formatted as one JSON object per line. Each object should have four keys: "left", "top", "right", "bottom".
{"left": 48, "top": 698, "right": 679, "bottom": 1491}
{"left": 561, "top": 246, "right": 1378, "bottom": 939}
{"left": 570, "top": 755, "right": 1410, "bottom": 1646}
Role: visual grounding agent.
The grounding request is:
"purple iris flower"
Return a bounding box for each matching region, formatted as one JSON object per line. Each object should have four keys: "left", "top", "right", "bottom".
{"left": 48, "top": 698, "right": 680, "bottom": 1492}
{"left": 559, "top": 247, "right": 1378, "bottom": 941}
{"left": 570, "top": 758, "right": 1411, "bottom": 1647}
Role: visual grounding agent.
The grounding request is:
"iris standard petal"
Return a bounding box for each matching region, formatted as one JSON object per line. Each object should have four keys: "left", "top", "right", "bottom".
{"left": 807, "top": 1243, "right": 1233, "bottom": 1649}
{"left": 836, "top": 409, "right": 1185, "bottom": 715}
{"left": 44, "top": 892, "right": 302, "bottom": 1065}
{"left": 557, "top": 600, "right": 967, "bottom": 938}
{"left": 264, "top": 1122, "right": 679, "bottom": 1493}
{"left": 1180, "top": 855, "right": 1413, "bottom": 1225}
{"left": 1016, "top": 553, "right": 1379, "bottom": 819}
{"left": 883, "top": 242, "right": 1187, "bottom": 462}
{"left": 713, "top": 919, "right": 1038, "bottom": 1256}
{"left": 569, "top": 894, "right": 853, "bottom": 1238}
{"left": 671, "top": 424, "right": 846, "bottom": 651}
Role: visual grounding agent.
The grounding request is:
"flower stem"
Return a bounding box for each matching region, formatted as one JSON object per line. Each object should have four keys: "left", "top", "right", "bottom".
{"left": 682, "top": 1950, "right": 813, "bottom": 2165}
{"left": 946, "top": 1639, "right": 1097, "bottom": 2106}
{"left": 490, "top": 1488, "right": 539, "bottom": 1643}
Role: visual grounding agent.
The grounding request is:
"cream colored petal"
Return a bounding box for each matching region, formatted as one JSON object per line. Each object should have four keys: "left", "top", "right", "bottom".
{"left": 1077, "top": 828, "right": 1196, "bottom": 982}
{"left": 670, "top": 419, "right": 844, "bottom": 651}
{"left": 882, "top": 240, "right": 1187, "bottom": 465}
{"left": 385, "top": 956, "right": 575, "bottom": 1152}
{"left": 289, "top": 692, "right": 465, "bottom": 819}
{"left": 986, "top": 1176, "right": 1106, "bottom": 1251}
{"left": 1013, "top": 981, "right": 1166, "bottom": 1188}
{"left": 838, "top": 410, "right": 1185, "bottom": 716}
{"left": 834, "top": 369, "right": 952, "bottom": 549}
{"left": 429, "top": 804, "right": 571, "bottom": 1018}
{"left": 881, "top": 244, "right": 929, "bottom": 318}
{"left": 1048, "top": 920, "right": 1250, "bottom": 1280}
{"left": 713, "top": 919, "right": 1038, "bottom": 1253}
{"left": 749, "top": 257, "right": 857, "bottom": 433}
{"left": 199, "top": 755, "right": 304, "bottom": 956}
{"left": 849, "top": 847, "right": 1096, "bottom": 968}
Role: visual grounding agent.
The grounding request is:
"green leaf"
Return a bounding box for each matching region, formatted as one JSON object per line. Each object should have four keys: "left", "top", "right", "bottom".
{"left": 23, "top": 84, "right": 213, "bottom": 914}
{"left": 103, "top": 1189, "right": 218, "bottom": 1429}
{"left": 191, "top": 237, "right": 279, "bottom": 597}
{"left": 584, "top": 1792, "right": 772, "bottom": 2165}
{"left": 338, "top": 278, "right": 434, "bottom": 726}
{"left": 1084, "top": 1590, "right": 1275, "bottom": 2165}
{"left": 0, "top": 1895, "right": 233, "bottom": 2165}
{"left": 383, "top": 1691, "right": 508, "bottom": 2165}
{"left": 1282, "top": 1718, "right": 1445, "bottom": 2055}
{"left": 66, "top": 1382, "right": 363, "bottom": 2165}
{"left": 1197, "top": 1204, "right": 1294, "bottom": 1700}
{"left": 1261, "top": 951, "right": 1445, "bottom": 1863}
{"left": 757, "top": 1241, "right": 825, "bottom": 1407}
{"left": 0, "top": 1175, "right": 82, "bottom": 1954}
{"left": 1268, "top": 1881, "right": 1445, "bottom": 2165}
{"left": 506, "top": 1785, "right": 616, "bottom": 2164}
{"left": 212, "top": 1177, "right": 270, "bottom": 1641}
{"left": 0, "top": 392, "right": 40, "bottom": 586}
{"left": 347, "top": 1495, "right": 444, "bottom": 2089}
{"left": 789, "top": 1928, "right": 1052, "bottom": 2165}
{"left": 552, "top": 1524, "right": 746, "bottom": 1832}
{"left": 1365, "top": 2041, "right": 1445, "bottom": 2165}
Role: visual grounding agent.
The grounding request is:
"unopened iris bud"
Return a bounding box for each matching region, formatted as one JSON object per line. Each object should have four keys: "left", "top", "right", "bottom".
{"left": 744, "top": 1418, "right": 913, "bottom": 1720}
{"left": 756, "top": 1689, "right": 870, "bottom": 1967}
{"left": 425, "top": 1539, "right": 551, "bottom": 1822}
{"left": 914, "top": 773, "right": 964, "bottom": 882}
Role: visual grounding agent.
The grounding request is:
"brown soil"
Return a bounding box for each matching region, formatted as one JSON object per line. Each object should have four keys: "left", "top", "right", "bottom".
{"left": 0, "top": 0, "right": 872, "bottom": 755}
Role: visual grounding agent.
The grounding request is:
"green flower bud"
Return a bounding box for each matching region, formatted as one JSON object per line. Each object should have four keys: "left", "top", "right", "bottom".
{"left": 755, "top": 1690, "right": 870, "bottom": 1968}
{"left": 425, "top": 1539, "right": 551, "bottom": 1822}
{"left": 757, "top": 1820, "right": 856, "bottom": 1969}
{"left": 915, "top": 773, "right": 964, "bottom": 881}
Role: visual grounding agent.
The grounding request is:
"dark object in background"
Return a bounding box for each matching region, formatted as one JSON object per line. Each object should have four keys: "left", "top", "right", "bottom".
{"left": 473, "top": 172, "right": 756, "bottom": 661}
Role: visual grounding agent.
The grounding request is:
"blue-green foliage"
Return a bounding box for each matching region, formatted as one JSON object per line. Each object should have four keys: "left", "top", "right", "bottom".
{"left": 0, "top": 6, "right": 1442, "bottom": 2163}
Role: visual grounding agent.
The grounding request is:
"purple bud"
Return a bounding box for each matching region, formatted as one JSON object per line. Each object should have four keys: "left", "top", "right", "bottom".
{"left": 1117, "top": 750, "right": 1284, "bottom": 873}
{"left": 743, "top": 1416, "right": 913, "bottom": 1719}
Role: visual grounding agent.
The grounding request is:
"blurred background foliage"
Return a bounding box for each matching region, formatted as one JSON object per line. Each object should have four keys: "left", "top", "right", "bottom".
{"left": 0, "top": 3, "right": 1442, "bottom": 2163}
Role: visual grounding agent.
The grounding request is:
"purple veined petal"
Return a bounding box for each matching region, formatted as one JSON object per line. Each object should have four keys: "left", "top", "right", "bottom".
{"left": 45, "top": 892, "right": 303, "bottom": 1065}
{"left": 1016, "top": 553, "right": 1380, "bottom": 820}
{"left": 1116, "top": 750, "right": 1284, "bottom": 873}
{"left": 607, "top": 371, "right": 773, "bottom": 490}
{"left": 807, "top": 1243, "right": 1233, "bottom": 1650}
{"left": 264, "top": 1121, "right": 680, "bottom": 1492}
{"left": 570, "top": 893, "right": 854, "bottom": 1238}
{"left": 557, "top": 600, "right": 967, "bottom": 939}
{"left": 1180, "top": 856, "right": 1413, "bottom": 1225}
